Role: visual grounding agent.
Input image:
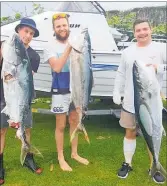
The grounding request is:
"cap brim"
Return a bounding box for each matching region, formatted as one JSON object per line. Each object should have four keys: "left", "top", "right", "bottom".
{"left": 15, "top": 23, "right": 39, "bottom": 38}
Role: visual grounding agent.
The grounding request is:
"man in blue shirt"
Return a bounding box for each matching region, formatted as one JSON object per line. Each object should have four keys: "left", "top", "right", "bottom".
{"left": 44, "top": 13, "right": 89, "bottom": 171}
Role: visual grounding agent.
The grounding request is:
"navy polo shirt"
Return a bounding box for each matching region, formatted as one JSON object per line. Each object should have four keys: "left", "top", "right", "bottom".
{"left": 27, "top": 46, "right": 40, "bottom": 73}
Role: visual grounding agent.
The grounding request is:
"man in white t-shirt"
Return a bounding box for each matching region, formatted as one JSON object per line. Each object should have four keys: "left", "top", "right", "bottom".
{"left": 113, "top": 19, "right": 166, "bottom": 184}
{"left": 43, "top": 13, "right": 89, "bottom": 172}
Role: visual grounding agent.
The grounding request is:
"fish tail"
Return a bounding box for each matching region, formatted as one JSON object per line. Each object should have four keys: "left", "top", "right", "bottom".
{"left": 20, "top": 144, "right": 43, "bottom": 165}
{"left": 70, "top": 127, "right": 79, "bottom": 143}
{"left": 151, "top": 162, "right": 167, "bottom": 180}
{"left": 82, "top": 124, "right": 90, "bottom": 144}
{"left": 29, "top": 145, "right": 43, "bottom": 158}
{"left": 70, "top": 124, "right": 90, "bottom": 144}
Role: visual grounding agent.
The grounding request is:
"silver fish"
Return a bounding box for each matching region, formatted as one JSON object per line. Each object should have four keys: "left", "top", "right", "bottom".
{"left": 1, "top": 33, "right": 42, "bottom": 165}
{"left": 133, "top": 60, "right": 167, "bottom": 179}
{"left": 70, "top": 28, "right": 93, "bottom": 143}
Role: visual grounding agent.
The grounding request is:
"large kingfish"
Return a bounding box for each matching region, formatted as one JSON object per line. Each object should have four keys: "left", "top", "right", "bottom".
{"left": 1, "top": 33, "right": 41, "bottom": 165}
{"left": 70, "top": 28, "right": 93, "bottom": 143}
{"left": 133, "top": 60, "right": 166, "bottom": 179}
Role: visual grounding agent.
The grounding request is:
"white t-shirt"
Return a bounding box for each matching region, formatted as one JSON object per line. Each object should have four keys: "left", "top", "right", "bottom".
{"left": 43, "top": 40, "right": 69, "bottom": 66}
{"left": 114, "top": 41, "right": 166, "bottom": 113}
{"left": 43, "top": 40, "right": 71, "bottom": 94}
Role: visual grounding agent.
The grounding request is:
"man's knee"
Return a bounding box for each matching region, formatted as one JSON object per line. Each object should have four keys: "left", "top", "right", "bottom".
{"left": 25, "top": 128, "right": 31, "bottom": 136}
{"left": 125, "top": 128, "right": 137, "bottom": 139}
{"left": 56, "top": 123, "right": 66, "bottom": 132}
{"left": 56, "top": 113, "right": 67, "bottom": 132}
{"left": 69, "top": 111, "right": 78, "bottom": 124}
{"left": 0, "top": 128, "right": 7, "bottom": 137}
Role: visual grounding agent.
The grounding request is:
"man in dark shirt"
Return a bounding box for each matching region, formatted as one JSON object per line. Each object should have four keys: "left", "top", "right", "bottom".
{"left": 0, "top": 18, "right": 42, "bottom": 185}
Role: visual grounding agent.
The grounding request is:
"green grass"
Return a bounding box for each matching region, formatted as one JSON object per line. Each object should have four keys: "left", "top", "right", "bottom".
{"left": 3, "top": 99, "right": 167, "bottom": 186}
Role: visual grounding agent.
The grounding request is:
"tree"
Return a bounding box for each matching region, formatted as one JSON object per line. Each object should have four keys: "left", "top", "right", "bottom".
{"left": 107, "top": 12, "right": 136, "bottom": 31}
{"left": 0, "top": 3, "right": 45, "bottom": 25}
{"left": 32, "top": 3, "right": 45, "bottom": 15}
{"left": 152, "top": 23, "right": 166, "bottom": 34}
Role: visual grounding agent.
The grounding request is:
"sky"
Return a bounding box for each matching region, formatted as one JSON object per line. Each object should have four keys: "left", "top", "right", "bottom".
{"left": 1, "top": 1, "right": 166, "bottom": 17}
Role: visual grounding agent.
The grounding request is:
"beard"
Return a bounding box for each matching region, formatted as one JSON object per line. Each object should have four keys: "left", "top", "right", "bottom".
{"left": 55, "top": 30, "right": 70, "bottom": 41}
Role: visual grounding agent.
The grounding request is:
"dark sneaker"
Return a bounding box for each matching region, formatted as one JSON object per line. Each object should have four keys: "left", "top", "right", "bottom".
{"left": 117, "top": 162, "right": 133, "bottom": 178}
{"left": 23, "top": 153, "right": 43, "bottom": 174}
{"left": 0, "top": 168, "right": 5, "bottom": 185}
{"left": 148, "top": 169, "right": 165, "bottom": 184}
{"left": 0, "top": 153, "right": 5, "bottom": 185}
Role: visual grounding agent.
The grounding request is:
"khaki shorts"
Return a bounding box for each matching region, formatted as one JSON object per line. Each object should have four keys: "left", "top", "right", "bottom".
{"left": 119, "top": 108, "right": 136, "bottom": 129}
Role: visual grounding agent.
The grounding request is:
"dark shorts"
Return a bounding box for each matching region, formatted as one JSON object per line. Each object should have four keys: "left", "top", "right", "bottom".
{"left": 0, "top": 100, "right": 33, "bottom": 129}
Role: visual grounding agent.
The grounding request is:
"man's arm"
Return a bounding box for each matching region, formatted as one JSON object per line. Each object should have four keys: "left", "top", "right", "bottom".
{"left": 31, "top": 51, "right": 40, "bottom": 75}
{"left": 113, "top": 51, "right": 126, "bottom": 105}
{"left": 146, "top": 43, "right": 167, "bottom": 74}
{"left": 113, "top": 52, "right": 126, "bottom": 92}
{"left": 44, "top": 44, "right": 72, "bottom": 73}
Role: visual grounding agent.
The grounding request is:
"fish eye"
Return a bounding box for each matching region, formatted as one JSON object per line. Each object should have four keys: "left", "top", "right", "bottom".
{"left": 148, "top": 92, "right": 152, "bottom": 98}
{"left": 15, "top": 47, "right": 20, "bottom": 54}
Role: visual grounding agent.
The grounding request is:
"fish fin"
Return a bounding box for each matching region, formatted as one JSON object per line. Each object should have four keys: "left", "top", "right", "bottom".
{"left": 29, "top": 146, "right": 43, "bottom": 158}
{"left": 1, "top": 106, "right": 7, "bottom": 114}
{"left": 162, "top": 128, "right": 166, "bottom": 136}
{"left": 151, "top": 162, "right": 167, "bottom": 179}
{"left": 139, "top": 104, "right": 153, "bottom": 136}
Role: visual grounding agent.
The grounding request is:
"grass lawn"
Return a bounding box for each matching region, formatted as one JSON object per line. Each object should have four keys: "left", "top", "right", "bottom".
{"left": 3, "top": 99, "right": 167, "bottom": 186}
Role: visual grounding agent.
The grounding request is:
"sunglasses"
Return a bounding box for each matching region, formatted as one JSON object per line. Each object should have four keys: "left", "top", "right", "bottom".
{"left": 52, "top": 13, "right": 70, "bottom": 20}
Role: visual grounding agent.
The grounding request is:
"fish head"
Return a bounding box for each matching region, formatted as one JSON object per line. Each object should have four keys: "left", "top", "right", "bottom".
{"left": 81, "top": 26, "right": 88, "bottom": 34}
{"left": 2, "top": 33, "right": 26, "bottom": 65}
{"left": 69, "top": 27, "right": 89, "bottom": 53}
{"left": 2, "top": 34, "right": 18, "bottom": 63}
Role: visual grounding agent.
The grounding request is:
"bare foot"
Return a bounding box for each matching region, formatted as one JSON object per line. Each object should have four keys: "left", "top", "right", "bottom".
{"left": 58, "top": 159, "right": 72, "bottom": 171}
{"left": 71, "top": 154, "right": 89, "bottom": 165}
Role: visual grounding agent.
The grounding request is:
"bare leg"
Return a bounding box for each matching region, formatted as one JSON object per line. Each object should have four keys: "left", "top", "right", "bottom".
{"left": 0, "top": 128, "right": 7, "bottom": 184}
{"left": 124, "top": 128, "right": 137, "bottom": 166}
{"left": 0, "top": 128, "right": 7, "bottom": 154}
{"left": 125, "top": 128, "right": 137, "bottom": 140}
{"left": 69, "top": 110, "right": 89, "bottom": 165}
{"left": 55, "top": 113, "right": 72, "bottom": 171}
{"left": 25, "top": 128, "right": 31, "bottom": 144}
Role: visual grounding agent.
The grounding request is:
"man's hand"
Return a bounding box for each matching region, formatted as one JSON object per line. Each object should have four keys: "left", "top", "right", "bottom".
{"left": 68, "top": 34, "right": 84, "bottom": 53}
{"left": 146, "top": 64, "right": 158, "bottom": 73}
{"left": 113, "top": 91, "right": 122, "bottom": 105}
{"left": 5, "top": 74, "right": 13, "bottom": 80}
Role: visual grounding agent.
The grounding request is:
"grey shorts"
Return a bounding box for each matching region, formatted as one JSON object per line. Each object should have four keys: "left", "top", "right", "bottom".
{"left": 0, "top": 100, "right": 33, "bottom": 129}
{"left": 119, "top": 107, "right": 136, "bottom": 129}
